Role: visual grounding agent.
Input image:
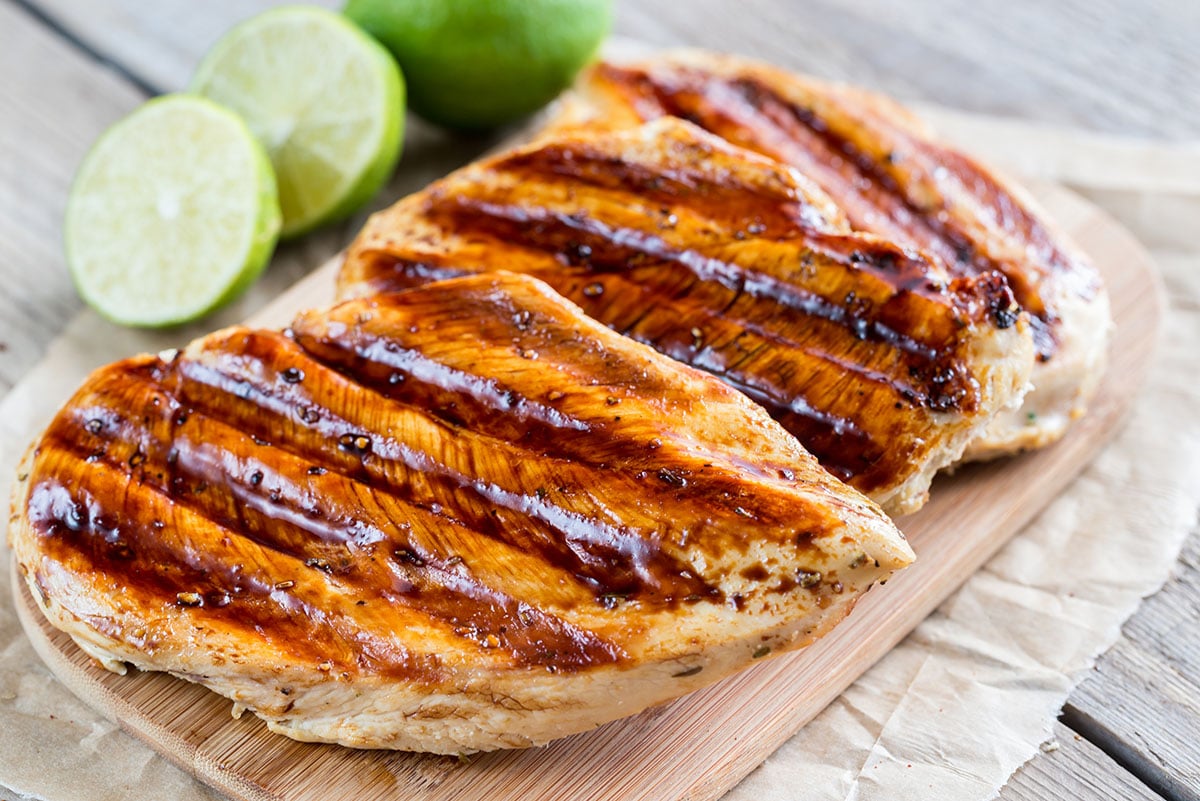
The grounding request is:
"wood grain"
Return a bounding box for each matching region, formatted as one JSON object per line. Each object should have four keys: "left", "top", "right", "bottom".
{"left": 23, "top": 0, "right": 1200, "bottom": 140}
{"left": 1000, "top": 721, "right": 1163, "bottom": 801}
{"left": 612, "top": 0, "right": 1200, "bottom": 140}
{"left": 22, "top": 0, "right": 338, "bottom": 93}
{"left": 0, "top": 0, "right": 142, "bottom": 394}
{"left": 1063, "top": 530, "right": 1200, "bottom": 801}
{"left": 11, "top": 182, "right": 1165, "bottom": 801}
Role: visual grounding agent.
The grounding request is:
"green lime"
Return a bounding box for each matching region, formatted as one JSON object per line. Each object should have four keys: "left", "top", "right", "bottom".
{"left": 192, "top": 6, "right": 405, "bottom": 237}
{"left": 65, "top": 94, "right": 281, "bottom": 328}
{"left": 344, "top": 0, "right": 611, "bottom": 130}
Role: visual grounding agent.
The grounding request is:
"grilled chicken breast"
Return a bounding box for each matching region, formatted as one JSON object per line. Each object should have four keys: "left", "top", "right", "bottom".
{"left": 340, "top": 118, "right": 1033, "bottom": 515}
{"left": 10, "top": 273, "right": 913, "bottom": 754}
{"left": 546, "top": 51, "right": 1111, "bottom": 459}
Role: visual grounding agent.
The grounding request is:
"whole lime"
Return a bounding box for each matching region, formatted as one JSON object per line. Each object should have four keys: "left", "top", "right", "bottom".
{"left": 344, "top": 0, "right": 611, "bottom": 130}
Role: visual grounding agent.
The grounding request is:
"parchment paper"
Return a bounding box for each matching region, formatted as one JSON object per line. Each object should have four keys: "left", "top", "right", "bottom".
{"left": 1, "top": 111, "right": 1198, "bottom": 801}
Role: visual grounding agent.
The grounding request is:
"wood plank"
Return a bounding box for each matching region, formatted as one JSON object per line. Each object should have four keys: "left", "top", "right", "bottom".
{"left": 999, "top": 721, "right": 1162, "bottom": 801}
{"left": 9, "top": 182, "right": 1166, "bottom": 801}
{"left": 615, "top": 0, "right": 1200, "bottom": 140}
{"left": 0, "top": 0, "right": 143, "bottom": 394}
{"left": 1063, "top": 528, "right": 1200, "bottom": 801}
{"left": 24, "top": 0, "right": 1200, "bottom": 140}
{"left": 20, "top": 0, "right": 336, "bottom": 93}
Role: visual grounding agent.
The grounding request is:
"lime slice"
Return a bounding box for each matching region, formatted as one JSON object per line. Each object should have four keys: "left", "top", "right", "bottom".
{"left": 344, "top": 0, "right": 610, "bottom": 130}
{"left": 192, "top": 6, "right": 405, "bottom": 237}
{"left": 65, "top": 94, "right": 281, "bottom": 328}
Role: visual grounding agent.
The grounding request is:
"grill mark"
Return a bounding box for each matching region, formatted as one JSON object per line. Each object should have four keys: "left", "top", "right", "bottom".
{"left": 436, "top": 189, "right": 979, "bottom": 330}
{"left": 920, "top": 147, "right": 1085, "bottom": 283}
{"left": 692, "top": 307, "right": 935, "bottom": 411}
{"left": 356, "top": 254, "right": 958, "bottom": 491}
{"left": 732, "top": 79, "right": 967, "bottom": 261}
{"left": 562, "top": 268, "right": 884, "bottom": 429}
{"left": 431, "top": 195, "right": 962, "bottom": 339}
{"left": 49, "top": 379, "right": 356, "bottom": 565}
{"left": 257, "top": 321, "right": 672, "bottom": 477}
{"left": 375, "top": 189, "right": 1006, "bottom": 491}
{"left": 171, "top": 327, "right": 823, "bottom": 607}
{"left": 301, "top": 282, "right": 819, "bottom": 483}
{"left": 295, "top": 316, "right": 745, "bottom": 488}
{"left": 292, "top": 324, "right": 596, "bottom": 444}
{"left": 493, "top": 144, "right": 831, "bottom": 234}
{"left": 355, "top": 254, "right": 472, "bottom": 291}
{"left": 427, "top": 196, "right": 980, "bottom": 400}
{"left": 168, "top": 341, "right": 716, "bottom": 605}
{"left": 36, "top": 368, "right": 623, "bottom": 673}
{"left": 53, "top": 382, "right": 420, "bottom": 560}
{"left": 282, "top": 299, "right": 840, "bottom": 543}
{"left": 595, "top": 62, "right": 1079, "bottom": 358}
{"left": 730, "top": 78, "right": 1063, "bottom": 332}
{"left": 615, "top": 294, "right": 664, "bottom": 340}
{"left": 285, "top": 298, "right": 843, "bottom": 546}
{"left": 324, "top": 273, "right": 706, "bottom": 410}
{"left": 715, "top": 374, "right": 884, "bottom": 484}
{"left": 610, "top": 67, "right": 964, "bottom": 269}
{"left": 26, "top": 458, "right": 444, "bottom": 681}
{"left": 595, "top": 280, "right": 933, "bottom": 489}
{"left": 426, "top": 167, "right": 956, "bottom": 304}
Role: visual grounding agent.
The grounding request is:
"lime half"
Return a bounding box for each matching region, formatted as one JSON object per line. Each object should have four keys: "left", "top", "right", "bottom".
{"left": 65, "top": 94, "right": 281, "bottom": 328}
{"left": 192, "top": 6, "right": 405, "bottom": 237}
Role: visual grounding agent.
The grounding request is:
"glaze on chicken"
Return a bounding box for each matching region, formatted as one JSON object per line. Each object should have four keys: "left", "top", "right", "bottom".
{"left": 546, "top": 51, "right": 1110, "bottom": 458}
{"left": 10, "top": 273, "right": 913, "bottom": 753}
{"left": 340, "top": 119, "right": 1034, "bottom": 514}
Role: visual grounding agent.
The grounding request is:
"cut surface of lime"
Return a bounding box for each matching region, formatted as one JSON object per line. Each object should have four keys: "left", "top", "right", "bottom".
{"left": 345, "top": 0, "right": 611, "bottom": 130}
{"left": 192, "top": 6, "right": 405, "bottom": 237}
{"left": 65, "top": 94, "right": 281, "bottom": 328}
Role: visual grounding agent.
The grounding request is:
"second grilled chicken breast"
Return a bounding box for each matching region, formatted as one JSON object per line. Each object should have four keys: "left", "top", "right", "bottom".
{"left": 339, "top": 118, "right": 1034, "bottom": 515}
{"left": 10, "top": 273, "right": 913, "bottom": 754}
{"left": 547, "top": 50, "right": 1111, "bottom": 460}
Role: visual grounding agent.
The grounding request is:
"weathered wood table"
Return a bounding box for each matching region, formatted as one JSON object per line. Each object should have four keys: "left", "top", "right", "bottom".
{"left": 2, "top": 1, "right": 1197, "bottom": 799}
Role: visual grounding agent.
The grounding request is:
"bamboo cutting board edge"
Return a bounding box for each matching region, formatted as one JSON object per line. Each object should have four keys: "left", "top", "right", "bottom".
{"left": 10, "top": 180, "right": 1164, "bottom": 801}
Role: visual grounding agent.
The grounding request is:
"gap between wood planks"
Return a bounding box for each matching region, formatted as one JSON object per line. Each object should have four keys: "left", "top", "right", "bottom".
{"left": 1061, "top": 524, "right": 1200, "bottom": 801}
{"left": 9, "top": 0, "right": 159, "bottom": 96}
{"left": 1003, "top": 721, "right": 1162, "bottom": 801}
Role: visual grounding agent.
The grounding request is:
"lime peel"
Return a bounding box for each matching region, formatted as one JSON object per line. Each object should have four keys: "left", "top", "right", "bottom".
{"left": 344, "top": 0, "right": 611, "bottom": 130}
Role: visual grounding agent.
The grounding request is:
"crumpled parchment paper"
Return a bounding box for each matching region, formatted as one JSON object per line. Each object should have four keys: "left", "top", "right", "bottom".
{"left": 727, "top": 111, "right": 1200, "bottom": 801}
{"left": 1, "top": 111, "right": 1198, "bottom": 801}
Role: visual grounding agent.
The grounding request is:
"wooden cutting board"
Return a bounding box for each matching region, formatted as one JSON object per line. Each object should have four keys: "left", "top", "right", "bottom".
{"left": 12, "top": 180, "right": 1162, "bottom": 801}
